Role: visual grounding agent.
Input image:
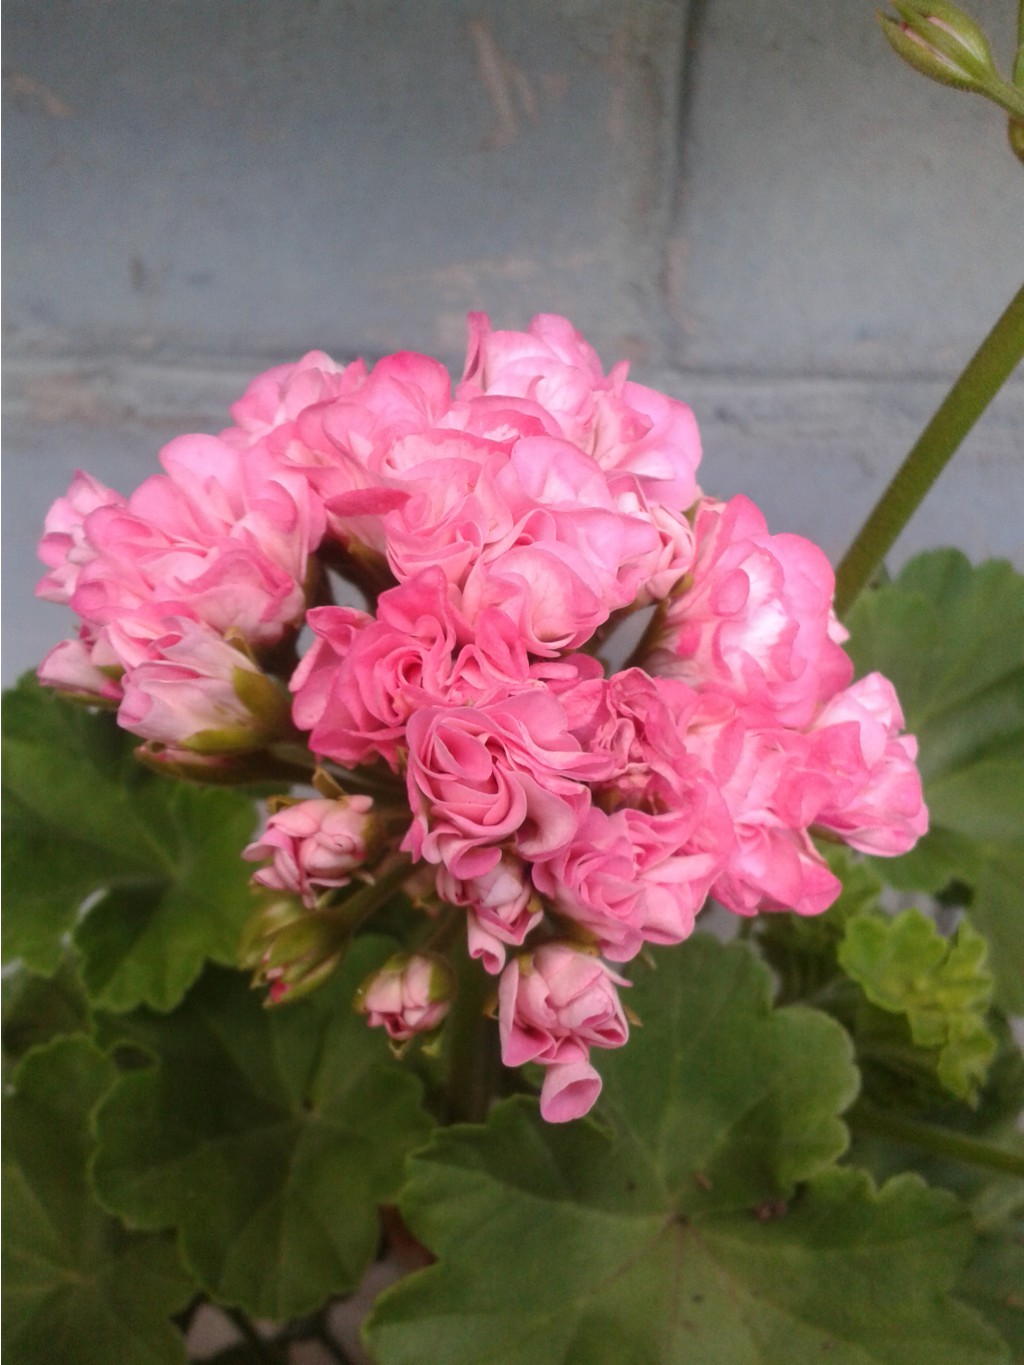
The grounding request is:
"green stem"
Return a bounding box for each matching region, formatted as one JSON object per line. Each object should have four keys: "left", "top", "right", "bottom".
{"left": 850, "top": 1104, "right": 1024, "bottom": 1178}
{"left": 622, "top": 600, "right": 670, "bottom": 672}
{"left": 331, "top": 854, "right": 413, "bottom": 928}
{"left": 312, "top": 1316, "right": 356, "bottom": 1364}
{"left": 834, "top": 281, "right": 1024, "bottom": 618}
{"left": 223, "top": 1307, "right": 287, "bottom": 1363}
{"left": 444, "top": 940, "right": 500, "bottom": 1124}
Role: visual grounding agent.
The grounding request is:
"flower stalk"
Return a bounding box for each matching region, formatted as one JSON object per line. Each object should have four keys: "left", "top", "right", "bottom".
{"left": 834, "top": 280, "right": 1024, "bottom": 617}
{"left": 850, "top": 1102, "right": 1024, "bottom": 1178}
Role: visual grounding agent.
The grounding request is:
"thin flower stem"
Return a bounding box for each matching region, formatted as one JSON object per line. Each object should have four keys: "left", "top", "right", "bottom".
{"left": 222, "top": 1307, "right": 287, "bottom": 1363}
{"left": 331, "top": 854, "right": 414, "bottom": 929}
{"left": 622, "top": 601, "right": 667, "bottom": 672}
{"left": 850, "top": 1104, "right": 1024, "bottom": 1179}
{"left": 312, "top": 1315, "right": 357, "bottom": 1364}
{"left": 444, "top": 939, "right": 500, "bottom": 1124}
{"left": 834, "top": 280, "right": 1024, "bottom": 618}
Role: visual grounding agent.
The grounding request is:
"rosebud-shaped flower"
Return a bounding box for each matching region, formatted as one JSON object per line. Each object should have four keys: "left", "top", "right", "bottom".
{"left": 498, "top": 944, "right": 629, "bottom": 1122}
{"left": 435, "top": 853, "right": 543, "bottom": 975}
{"left": 243, "top": 795, "right": 378, "bottom": 907}
{"left": 645, "top": 496, "right": 852, "bottom": 727}
{"left": 354, "top": 952, "right": 455, "bottom": 1042}
{"left": 37, "top": 629, "right": 123, "bottom": 704}
{"left": 118, "top": 619, "right": 292, "bottom": 753}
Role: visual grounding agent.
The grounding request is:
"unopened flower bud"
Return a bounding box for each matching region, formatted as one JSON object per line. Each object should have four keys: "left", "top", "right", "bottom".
{"left": 878, "top": 2, "right": 999, "bottom": 94}
{"left": 354, "top": 952, "right": 456, "bottom": 1042}
{"left": 118, "top": 619, "right": 293, "bottom": 755}
{"left": 243, "top": 795, "right": 381, "bottom": 907}
{"left": 240, "top": 895, "right": 349, "bottom": 1005}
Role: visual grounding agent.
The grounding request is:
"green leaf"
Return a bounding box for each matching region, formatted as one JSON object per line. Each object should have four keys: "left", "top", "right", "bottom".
{"left": 2, "top": 676, "right": 260, "bottom": 1011}
{"left": 838, "top": 909, "right": 996, "bottom": 1103}
{"left": 2, "top": 1037, "right": 194, "bottom": 1365}
{"left": 844, "top": 552, "right": 1024, "bottom": 1011}
{"left": 2, "top": 957, "right": 92, "bottom": 1070}
{"left": 970, "top": 847, "right": 1024, "bottom": 1019}
{"left": 754, "top": 848, "right": 884, "bottom": 1005}
{"left": 366, "top": 936, "right": 1004, "bottom": 1363}
{"left": 91, "top": 937, "right": 433, "bottom": 1320}
{"left": 958, "top": 1220, "right": 1024, "bottom": 1359}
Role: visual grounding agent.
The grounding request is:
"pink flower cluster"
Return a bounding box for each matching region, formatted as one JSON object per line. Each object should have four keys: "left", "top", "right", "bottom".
{"left": 38, "top": 312, "right": 927, "bottom": 1122}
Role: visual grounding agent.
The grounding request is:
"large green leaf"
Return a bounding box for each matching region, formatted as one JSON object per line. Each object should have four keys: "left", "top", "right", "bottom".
{"left": 365, "top": 936, "right": 1006, "bottom": 1364}
{"left": 2, "top": 1037, "right": 193, "bottom": 1365}
{"left": 844, "top": 552, "right": 1024, "bottom": 1011}
{"left": 91, "top": 936, "right": 434, "bottom": 1320}
{"left": 2, "top": 677, "right": 259, "bottom": 1011}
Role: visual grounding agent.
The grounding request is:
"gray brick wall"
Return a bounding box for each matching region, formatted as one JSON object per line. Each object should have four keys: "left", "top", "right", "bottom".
{"left": 4, "top": 0, "right": 1022, "bottom": 682}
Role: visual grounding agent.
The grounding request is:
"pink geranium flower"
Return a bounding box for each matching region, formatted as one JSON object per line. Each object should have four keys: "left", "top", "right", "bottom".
{"left": 34, "top": 311, "right": 931, "bottom": 1123}
{"left": 646, "top": 495, "right": 852, "bottom": 727}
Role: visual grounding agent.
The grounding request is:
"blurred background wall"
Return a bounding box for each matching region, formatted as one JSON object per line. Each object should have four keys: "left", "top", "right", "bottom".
{"left": 4, "top": 0, "right": 1022, "bottom": 681}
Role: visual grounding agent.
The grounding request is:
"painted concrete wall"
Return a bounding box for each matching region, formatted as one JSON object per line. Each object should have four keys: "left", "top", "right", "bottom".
{"left": 4, "top": 0, "right": 1022, "bottom": 681}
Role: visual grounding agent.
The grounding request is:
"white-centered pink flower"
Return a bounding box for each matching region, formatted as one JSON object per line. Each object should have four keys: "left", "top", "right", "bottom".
{"left": 807, "top": 672, "right": 928, "bottom": 855}
{"left": 402, "top": 690, "right": 613, "bottom": 879}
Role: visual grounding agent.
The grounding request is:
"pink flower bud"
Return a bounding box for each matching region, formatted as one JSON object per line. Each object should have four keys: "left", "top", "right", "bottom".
{"left": 243, "top": 796, "right": 377, "bottom": 907}
{"left": 355, "top": 953, "right": 455, "bottom": 1042}
{"left": 498, "top": 944, "right": 629, "bottom": 1121}
{"left": 117, "top": 619, "right": 291, "bottom": 753}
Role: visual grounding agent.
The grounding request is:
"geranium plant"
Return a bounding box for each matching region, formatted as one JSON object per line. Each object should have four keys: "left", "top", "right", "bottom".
{"left": 3, "top": 5, "right": 1023, "bottom": 1362}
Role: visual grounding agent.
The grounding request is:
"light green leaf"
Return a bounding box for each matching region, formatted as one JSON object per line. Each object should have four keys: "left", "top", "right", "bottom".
{"left": 367, "top": 937, "right": 1004, "bottom": 1364}
{"left": 838, "top": 909, "right": 996, "bottom": 1102}
{"left": 91, "top": 937, "right": 433, "bottom": 1320}
{"left": 2, "top": 1037, "right": 193, "bottom": 1365}
{"left": 2, "top": 676, "right": 260, "bottom": 1011}
{"left": 844, "top": 552, "right": 1024, "bottom": 1010}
